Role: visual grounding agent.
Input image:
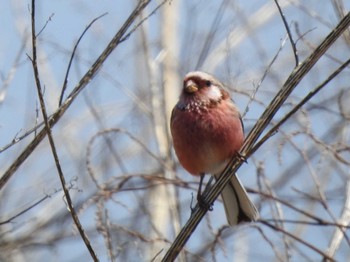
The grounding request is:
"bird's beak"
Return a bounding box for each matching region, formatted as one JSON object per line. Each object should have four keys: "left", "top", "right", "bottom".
{"left": 185, "top": 84, "right": 198, "bottom": 93}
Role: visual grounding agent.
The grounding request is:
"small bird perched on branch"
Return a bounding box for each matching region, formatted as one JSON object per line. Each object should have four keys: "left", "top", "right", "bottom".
{"left": 170, "top": 71, "right": 259, "bottom": 226}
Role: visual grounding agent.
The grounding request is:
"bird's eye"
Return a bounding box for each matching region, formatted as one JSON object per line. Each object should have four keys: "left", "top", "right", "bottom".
{"left": 205, "top": 80, "right": 211, "bottom": 87}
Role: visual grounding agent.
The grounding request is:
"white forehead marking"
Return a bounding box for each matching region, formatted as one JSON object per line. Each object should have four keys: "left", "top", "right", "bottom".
{"left": 184, "top": 71, "right": 212, "bottom": 79}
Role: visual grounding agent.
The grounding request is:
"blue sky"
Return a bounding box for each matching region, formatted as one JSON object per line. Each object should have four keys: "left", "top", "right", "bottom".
{"left": 1, "top": 1, "right": 350, "bottom": 261}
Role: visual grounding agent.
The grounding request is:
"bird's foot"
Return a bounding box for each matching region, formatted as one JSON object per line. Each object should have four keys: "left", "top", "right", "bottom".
{"left": 190, "top": 193, "right": 214, "bottom": 213}
{"left": 197, "top": 194, "right": 214, "bottom": 211}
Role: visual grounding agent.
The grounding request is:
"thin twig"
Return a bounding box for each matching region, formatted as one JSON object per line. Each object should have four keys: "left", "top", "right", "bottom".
{"left": 274, "top": 0, "right": 299, "bottom": 66}
{"left": 256, "top": 190, "right": 328, "bottom": 224}
{"left": 0, "top": 194, "right": 49, "bottom": 225}
{"left": 36, "top": 13, "right": 54, "bottom": 37}
{"left": 263, "top": 219, "right": 350, "bottom": 228}
{"left": 261, "top": 221, "right": 335, "bottom": 261}
{"left": 0, "top": 117, "right": 45, "bottom": 153}
{"left": 253, "top": 225, "right": 288, "bottom": 262}
{"left": 243, "top": 34, "right": 288, "bottom": 118}
{"left": 195, "top": 0, "right": 227, "bottom": 69}
{"left": 258, "top": 164, "right": 291, "bottom": 260}
{"left": 59, "top": 12, "right": 108, "bottom": 106}
{"left": 29, "top": 1, "right": 98, "bottom": 260}
{"left": 96, "top": 204, "right": 115, "bottom": 262}
{"left": 118, "top": 0, "right": 170, "bottom": 44}
{"left": 250, "top": 57, "right": 350, "bottom": 156}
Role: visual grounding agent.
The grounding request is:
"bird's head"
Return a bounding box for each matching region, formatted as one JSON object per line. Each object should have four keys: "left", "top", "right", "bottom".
{"left": 178, "top": 71, "right": 229, "bottom": 109}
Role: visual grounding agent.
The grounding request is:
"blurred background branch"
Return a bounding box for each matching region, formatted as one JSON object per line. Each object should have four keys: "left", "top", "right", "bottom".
{"left": 0, "top": 1, "right": 349, "bottom": 261}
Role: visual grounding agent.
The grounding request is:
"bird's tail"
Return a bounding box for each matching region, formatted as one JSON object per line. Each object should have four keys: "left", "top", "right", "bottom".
{"left": 215, "top": 173, "right": 259, "bottom": 226}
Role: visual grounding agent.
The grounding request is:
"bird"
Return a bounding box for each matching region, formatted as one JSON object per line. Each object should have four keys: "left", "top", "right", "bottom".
{"left": 170, "top": 71, "right": 259, "bottom": 226}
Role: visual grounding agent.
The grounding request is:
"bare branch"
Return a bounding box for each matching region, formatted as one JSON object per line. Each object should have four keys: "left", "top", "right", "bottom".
{"left": 29, "top": 1, "right": 98, "bottom": 260}
{"left": 36, "top": 13, "right": 54, "bottom": 37}
{"left": 59, "top": 12, "right": 108, "bottom": 107}
{"left": 243, "top": 34, "right": 288, "bottom": 118}
{"left": 273, "top": 0, "right": 299, "bottom": 66}
{"left": 0, "top": 194, "right": 49, "bottom": 225}
{"left": 195, "top": 0, "right": 228, "bottom": 69}
{"left": 162, "top": 12, "right": 350, "bottom": 261}
{"left": 251, "top": 57, "right": 350, "bottom": 157}
{"left": 261, "top": 221, "right": 335, "bottom": 261}
{"left": 0, "top": 0, "right": 164, "bottom": 191}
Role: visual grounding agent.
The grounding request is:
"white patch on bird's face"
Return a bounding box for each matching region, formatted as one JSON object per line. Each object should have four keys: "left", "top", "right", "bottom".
{"left": 205, "top": 85, "right": 222, "bottom": 101}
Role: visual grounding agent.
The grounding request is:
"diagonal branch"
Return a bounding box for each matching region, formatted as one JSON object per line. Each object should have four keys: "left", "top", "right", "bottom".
{"left": 251, "top": 56, "right": 350, "bottom": 157}
{"left": 0, "top": 0, "right": 169, "bottom": 191}
{"left": 162, "top": 12, "right": 350, "bottom": 262}
{"left": 261, "top": 221, "right": 335, "bottom": 261}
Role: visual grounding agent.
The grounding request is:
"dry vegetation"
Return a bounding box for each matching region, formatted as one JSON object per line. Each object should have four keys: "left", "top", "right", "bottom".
{"left": 0, "top": 1, "right": 350, "bottom": 261}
